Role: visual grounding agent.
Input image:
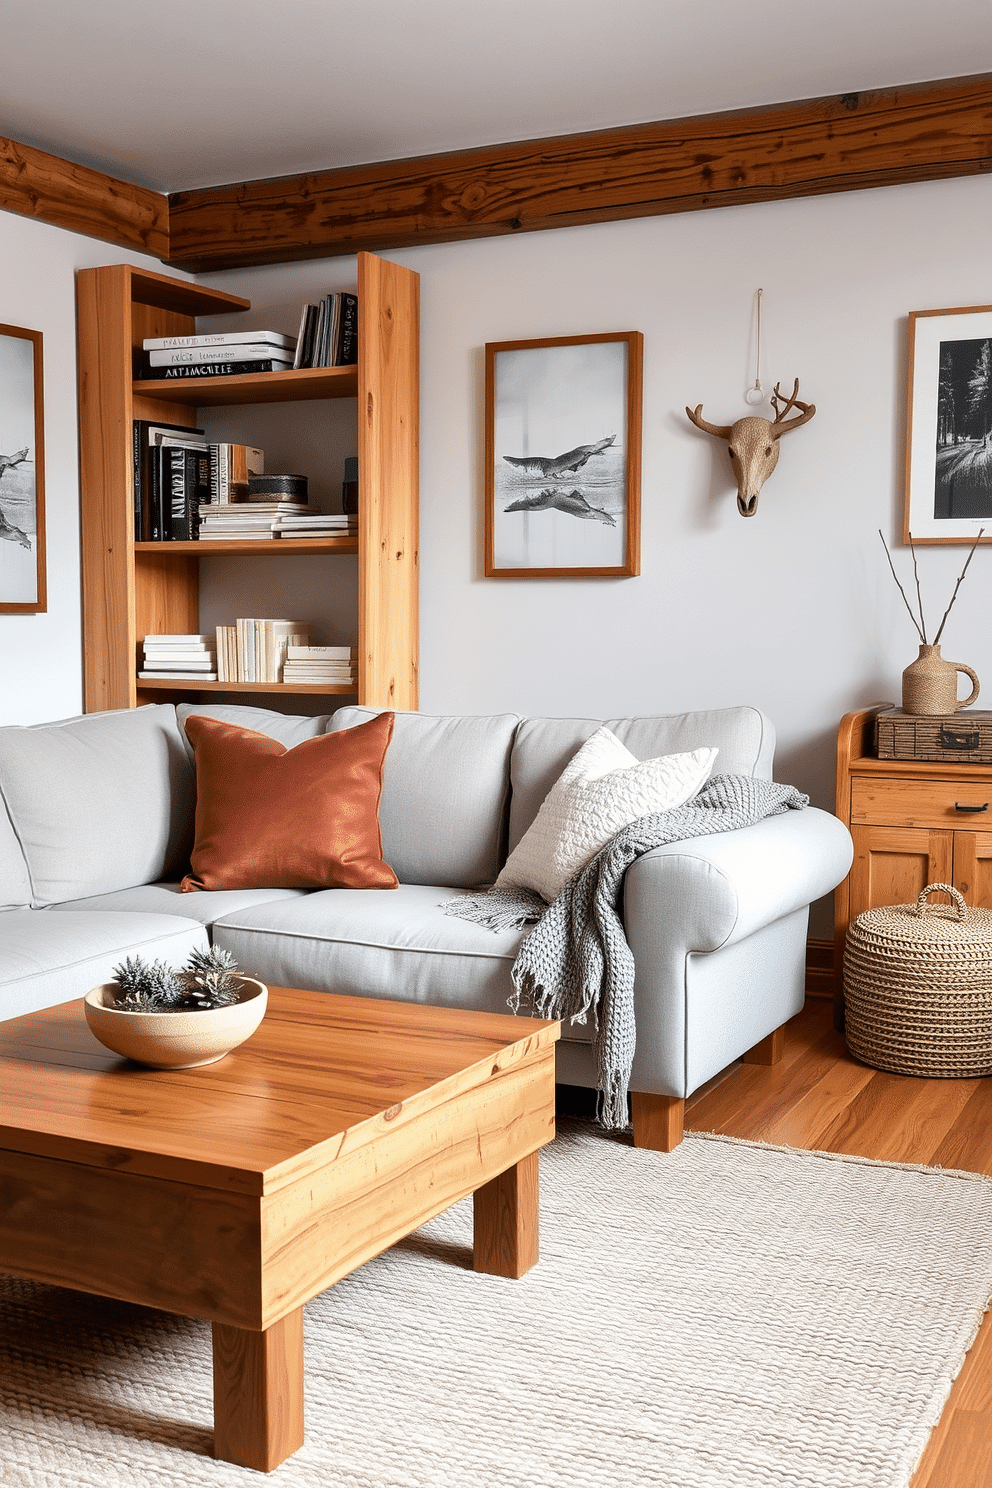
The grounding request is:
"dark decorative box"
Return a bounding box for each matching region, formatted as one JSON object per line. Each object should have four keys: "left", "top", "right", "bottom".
{"left": 875, "top": 708, "right": 992, "bottom": 764}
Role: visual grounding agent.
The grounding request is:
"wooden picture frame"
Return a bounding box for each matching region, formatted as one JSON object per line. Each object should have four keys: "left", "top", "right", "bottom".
{"left": 0, "top": 324, "right": 45, "bottom": 612}
{"left": 485, "top": 332, "right": 642, "bottom": 577}
{"left": 905, "top": 304, "right": 992, "bottom": 545}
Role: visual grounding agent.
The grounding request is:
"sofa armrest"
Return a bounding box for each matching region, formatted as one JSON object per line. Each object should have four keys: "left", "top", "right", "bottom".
{"left": 618, "top": 808, "right": 853, "bottom": 1097}
{"left": 623, "top": 806, "right": 853, "bottom": 956}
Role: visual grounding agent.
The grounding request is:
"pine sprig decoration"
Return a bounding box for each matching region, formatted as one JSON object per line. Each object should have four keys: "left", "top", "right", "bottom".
{"left": 109, "top": 947, "right": 244, "bottom": 1011}
{"left": 183, "top": 945, "right": 241, "bottom": 1008}
{"left": 111, "top": 955, "right": 185, "bottom": 1010}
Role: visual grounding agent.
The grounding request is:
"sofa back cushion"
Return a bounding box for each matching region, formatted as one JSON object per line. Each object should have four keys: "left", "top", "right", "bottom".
{"left": 0, "top": 795, "right": 31, "bottom": 909}
{"left": 0, "top": 704, "right": 194, "bottom": 906}
{"left": 176, "top": 702, "right": 334, "bottom": 755}
{"left": 506, "top": 707, "right": 775, "bottom": 852}
{"left": 326, "top": 707, "right": 520, "bottom": 886}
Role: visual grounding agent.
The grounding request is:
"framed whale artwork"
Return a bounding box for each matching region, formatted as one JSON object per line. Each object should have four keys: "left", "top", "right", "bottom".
{"left": 0, "top": 324, "right": 45, "bottom": 613}
{"left": 485, "top": 331, "right": 642, "bottom": 577}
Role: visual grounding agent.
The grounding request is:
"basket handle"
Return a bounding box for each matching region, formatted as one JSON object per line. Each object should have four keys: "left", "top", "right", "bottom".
{"left": 916, "top": 883, "right": 968, "bottom": 920}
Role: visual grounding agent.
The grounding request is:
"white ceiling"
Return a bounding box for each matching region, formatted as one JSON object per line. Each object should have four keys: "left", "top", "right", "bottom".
{"left": 3, "top": 0, "right": 992, "bottom": 193}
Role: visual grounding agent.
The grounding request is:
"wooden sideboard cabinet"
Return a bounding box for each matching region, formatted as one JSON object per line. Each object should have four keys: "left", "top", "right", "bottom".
{"left": 834, "top": 705, "right": 992, "bottom": 1025}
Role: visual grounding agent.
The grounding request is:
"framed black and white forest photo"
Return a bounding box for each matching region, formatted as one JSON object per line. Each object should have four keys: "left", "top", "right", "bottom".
{"left": 485, "top": 332, "right": 642, "bottom": 577}
{"left": 905, "top": 304, "right": 992, "bottom": 545}
{"left": 0, "top": 324, "right": 45, "bottom": 612}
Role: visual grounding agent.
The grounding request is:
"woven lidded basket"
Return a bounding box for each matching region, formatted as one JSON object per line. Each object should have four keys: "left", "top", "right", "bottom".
{"left": 844, "top": 883, "right": 992, "bottom": 1077}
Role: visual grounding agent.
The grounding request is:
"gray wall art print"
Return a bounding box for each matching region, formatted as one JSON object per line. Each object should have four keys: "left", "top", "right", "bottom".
{"left": 485, "top": 333, "right": 641, "bottom": 576}
{"left": 0, "top": 325, "right": 45, "bottom": 613}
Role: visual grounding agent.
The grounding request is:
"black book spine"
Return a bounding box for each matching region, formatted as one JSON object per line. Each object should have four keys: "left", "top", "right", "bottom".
{"left": 148, "top": 446, "right": 163, "bottom": 542}
{"left": 132, "top": 421, "right": 142, "bottom": 540}
{"left": 168, "top": 447, "right": 187, "bottom": 540}
{"left": 336, "top": 293, "right": 358, "bottom": 365}
{"left": 141, "top": 359, "right": 289, "bottom": 380}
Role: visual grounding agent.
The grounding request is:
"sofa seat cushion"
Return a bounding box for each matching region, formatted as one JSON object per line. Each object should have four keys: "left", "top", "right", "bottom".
{"left": 44, "top": 883, "right": 309, "bottom": 926}
{"left": 211, "top": 885, "right": 593, "bottom": 1041}
{"left": 0, "top": 704, "right": 194, "bottom": 906}
{"left": 325, "top": 708, "right": 519, "bottom": 888}
{"left": 0, "top": 909, "right": 209, "bottom": 1021}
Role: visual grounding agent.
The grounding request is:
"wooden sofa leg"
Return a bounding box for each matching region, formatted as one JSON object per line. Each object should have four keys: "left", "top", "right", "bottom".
{"left": 631, "top": 1092, "right": 684, "bottom": 1152}
{"left": 742, "top": 1024, "right": 786, "bottom": 1066}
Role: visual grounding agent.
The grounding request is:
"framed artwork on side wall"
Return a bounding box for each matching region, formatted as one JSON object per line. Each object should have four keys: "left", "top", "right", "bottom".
{"left": 905, "top": 304, "right": 992, "bottom": 545}
{"left": 0, "top": 323, "right": 45, "bottom": 612}
{"left": 485, "top": 332, "right": 642, "bottom": 577}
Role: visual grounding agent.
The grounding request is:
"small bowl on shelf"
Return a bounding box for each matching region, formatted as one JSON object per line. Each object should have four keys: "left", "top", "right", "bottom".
{"left": 83, "top": 977, "right": 268, "bottom": 1069}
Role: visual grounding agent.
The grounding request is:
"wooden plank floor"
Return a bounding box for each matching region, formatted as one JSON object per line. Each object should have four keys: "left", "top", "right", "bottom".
{"left": 681, "top": 997, "right": 992, "bottom": 1488}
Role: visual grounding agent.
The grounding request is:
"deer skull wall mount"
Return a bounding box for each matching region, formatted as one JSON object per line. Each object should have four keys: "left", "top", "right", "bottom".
{"left": 685, "top": 379, "right": 816, "bottom": 517}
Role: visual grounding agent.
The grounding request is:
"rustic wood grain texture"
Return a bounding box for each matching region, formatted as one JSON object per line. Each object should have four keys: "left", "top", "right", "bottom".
{"left": 167, "top": 75, "right": 992, "bottom": 270}
{"left": 0, "top": 1146, "right": 263, "bottom": 1327}
{"left": 630, "top": 1092, "right": 685, "bottom": 1151}
{"left": 473, "top": 1150, "right": 540, "bottom": 1278}
{"left": 79, "top": 257, "right": 418, "bottom": 716}
{"left": 0, "top": 988, "right": 558, "bottom": 1196}
{"left": 137, "top": 364, "right": 357, "bottom": 406}
{"left": 212, "top": 1310, "right": 305, "bottom": 1471}
{"left": 356, "top": 252, "right": 419, "bottom": 709}
{"left": 0, "top": 135, "right": 168, "bottom": 257}
{"left": 682, "top": 998, "right": 992, "bottom": 1488}
{"left": 78, "top": 266, "right": 248, "bottom": 712}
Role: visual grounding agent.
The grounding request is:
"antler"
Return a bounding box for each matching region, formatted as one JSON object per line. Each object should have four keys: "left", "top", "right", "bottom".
{"left": 685, "top": 405, "right": 733, "bottom": 439}
{"left": 770, "top": 379, "right": 815, "bottom": 435}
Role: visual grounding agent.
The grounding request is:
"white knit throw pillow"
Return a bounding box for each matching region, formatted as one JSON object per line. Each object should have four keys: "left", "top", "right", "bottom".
{"left": 495, "top": 727, "right": 718, "bottom": 903}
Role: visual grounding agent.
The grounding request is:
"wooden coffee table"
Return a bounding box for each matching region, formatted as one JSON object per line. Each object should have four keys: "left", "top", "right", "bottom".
{"left": 0, "top": 986, "right": 559, "bottom": 1471}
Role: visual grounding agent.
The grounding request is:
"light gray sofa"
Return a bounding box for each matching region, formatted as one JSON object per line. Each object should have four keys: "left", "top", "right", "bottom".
{"left": 0, "top": 700, "right": 852, "bottom": 1149}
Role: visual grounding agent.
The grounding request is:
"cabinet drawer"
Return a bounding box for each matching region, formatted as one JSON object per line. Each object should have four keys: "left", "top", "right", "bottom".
{"left": 851, "top": 776, "right": 992, "bottom": 828}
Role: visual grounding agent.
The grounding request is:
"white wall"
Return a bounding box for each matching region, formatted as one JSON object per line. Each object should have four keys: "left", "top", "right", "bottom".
{"left": 0, "top": 213, "right": 187, "bottom": 726}
{"left": 199, "top": 172, "right": 992, "bottom": 818}
{"left": 10, "top": 173, "right": 992, "bottom": 933}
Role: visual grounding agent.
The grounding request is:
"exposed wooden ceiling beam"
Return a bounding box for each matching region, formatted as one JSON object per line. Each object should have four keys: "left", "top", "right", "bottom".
{"left": 167, "top": 73, "right": 992, "bottom": 273}
{"left": 0, "top": 136, "right": 168, "bottom": 259}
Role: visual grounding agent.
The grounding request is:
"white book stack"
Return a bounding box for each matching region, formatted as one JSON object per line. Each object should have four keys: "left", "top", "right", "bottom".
{"left": 271, "top": 511, "right": 358, "bottom": 539}
{"left": 281, "top": 645, "right": 357, "bottom": 687}
{"left": 199, "top": 502, "right": 308, "bottom": 540}
{"left": 139, "top": 633, "right": 217, "bottom": 681}
{"left": 215, "top": 620, "right": 310, "bottom": 683}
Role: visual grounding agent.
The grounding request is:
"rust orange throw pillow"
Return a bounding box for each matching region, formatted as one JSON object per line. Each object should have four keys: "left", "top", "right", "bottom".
{"left": 180, "top": 712, "right": 397, "bottom": 892}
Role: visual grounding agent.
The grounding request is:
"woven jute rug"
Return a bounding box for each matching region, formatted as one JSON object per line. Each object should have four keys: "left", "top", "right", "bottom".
{"left": 3, "top": 1123, "right": 992, "bottom": 1488}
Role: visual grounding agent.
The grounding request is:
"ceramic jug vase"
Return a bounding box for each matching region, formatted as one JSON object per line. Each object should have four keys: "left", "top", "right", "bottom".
{"left": 901, "top": 644, "right": 980, "bottom": 715}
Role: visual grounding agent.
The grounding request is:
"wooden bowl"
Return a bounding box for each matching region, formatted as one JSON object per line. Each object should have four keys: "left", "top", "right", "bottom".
{"left": 83, "top": 977, "right": 268, "bottom": 1069}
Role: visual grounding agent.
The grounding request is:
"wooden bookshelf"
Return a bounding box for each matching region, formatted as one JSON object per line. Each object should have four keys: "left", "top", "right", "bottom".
{"left": 78, "top": 254, "right": 418, "bottom": 712}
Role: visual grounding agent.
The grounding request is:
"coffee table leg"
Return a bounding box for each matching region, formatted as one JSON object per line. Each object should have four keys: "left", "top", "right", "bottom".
{"left": 212, "top": 1308, "right": 305, "bottom": 1471}
{"left": 473, "top": 1150, "right": 539, "bottom": 1279}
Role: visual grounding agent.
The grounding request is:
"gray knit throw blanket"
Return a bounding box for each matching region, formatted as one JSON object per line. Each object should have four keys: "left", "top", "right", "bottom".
{"left": 443, "top": 774, "right": 808, "bottom": 1129}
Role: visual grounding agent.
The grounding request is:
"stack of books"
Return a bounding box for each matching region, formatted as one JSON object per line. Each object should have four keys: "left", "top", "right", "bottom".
{"left": 281, "top": 645, "right": 357, "bottom": 687}
{"left": 199, "top": 502, "right": 308, "bottom": 541}
{"left": 292, "top": 293, "right": 358, "bottom": 368}
{"left": 271, "top": 512, "right": 358, "bottom": 539}
{"left": 215, "top": 620, "right": 309, "bottom": 684}
{"left": 140, "top": 331, "right": 297, "bottom": 381}
{"left": 138, "top": 634, "right": 217, "bottom": 681}
{"left": 133, "top": 425, "right": 265, "bottom": 541}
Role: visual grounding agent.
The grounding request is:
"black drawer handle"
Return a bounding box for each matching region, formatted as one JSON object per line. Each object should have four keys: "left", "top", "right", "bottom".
{"left": 954, "top": 801, "right": 990, "bottom": 813}
{"left": 940, "top": 728, "right": 981, "bottom": 749}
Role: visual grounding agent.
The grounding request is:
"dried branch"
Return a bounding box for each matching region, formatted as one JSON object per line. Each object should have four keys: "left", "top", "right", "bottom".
{"left": 878, "top": 529, "right": 926, "bottom": 643}
{"left": 909, "top": 535, "right": 928, "bottom": 643}
{"left": 933, "top": 527, "right": 985, "bottom": 644}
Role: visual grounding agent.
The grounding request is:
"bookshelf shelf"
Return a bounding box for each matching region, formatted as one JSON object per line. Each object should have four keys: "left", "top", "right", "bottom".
{"left": 134, "top": 364, "right": 358, "bottom": 406}
{"left": 134, "top": 537, "right": 359, "bottom": 556}
{"left": 79, "top": 254, "right": 419, "bottom": 714}
{"left": 135, "top": 678, "right": 357, "bottom": 696}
